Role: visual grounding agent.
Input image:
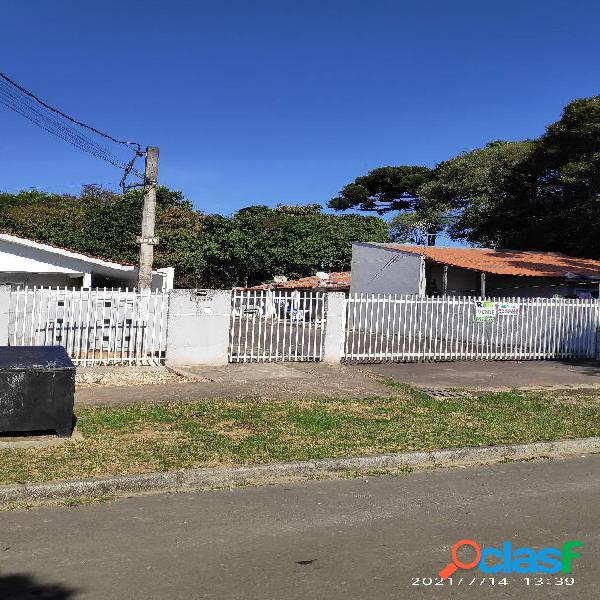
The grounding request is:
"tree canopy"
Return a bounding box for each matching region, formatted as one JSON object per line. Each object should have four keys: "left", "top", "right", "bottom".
{"left": 0, "top": 188, "right": 388, "bottom": 288}
{"left": 328, "top": 166, "right": 446, "bottom": 244}
{"left": 330, "top": 94, "right": 600, "bottom": 258}
{"left": 419, "top": 140, "right": 536, "bottom": 246}
{"left": 495, "top": 96, "right": 600, "bottom": 257}
{"left": 328, "top": 166, "right": 433, "bottom": 213}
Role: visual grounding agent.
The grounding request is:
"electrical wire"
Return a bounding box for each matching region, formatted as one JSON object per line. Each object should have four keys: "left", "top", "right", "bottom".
{"left": 0, "top": 72, "right": 144, "bottom": 189}
{"left": 0, "top": 83, "right": 135, "bottom": 171}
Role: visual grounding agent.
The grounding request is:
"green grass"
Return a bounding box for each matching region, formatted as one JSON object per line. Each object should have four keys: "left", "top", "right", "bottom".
{"left": 1, "top": 388, "right": 599, "bottom": 485}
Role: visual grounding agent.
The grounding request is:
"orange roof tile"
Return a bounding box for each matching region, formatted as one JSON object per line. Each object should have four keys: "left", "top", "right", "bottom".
{"left": 244, "top": 271, "right": 351, "bottom": 291}
{"left": 383, "top": 244, "right": 600, "bottom": 277}
{"left": 274, "top": 271, "right": 351, "bottom": 289}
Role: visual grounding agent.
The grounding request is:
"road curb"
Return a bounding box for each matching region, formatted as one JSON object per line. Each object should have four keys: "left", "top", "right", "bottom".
{"left": 2, "top": 437, "right": 599, "bottom": 505}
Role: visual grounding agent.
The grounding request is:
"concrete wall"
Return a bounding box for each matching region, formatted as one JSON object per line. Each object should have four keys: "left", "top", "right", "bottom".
{"left": 322, "top": 292, "right": 346, "bottom": 362}
{"left": 350, "top": 243, "right": 422, "bottom": 295}
{"left": 165, "top": 289, "right": 232, "bottom": 366}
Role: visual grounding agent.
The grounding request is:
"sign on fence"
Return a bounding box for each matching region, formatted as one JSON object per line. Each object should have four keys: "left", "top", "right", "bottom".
{"left": 497, "top": 302, "right": 520, "bottom": 316}
{"left": 344, "top": 294, "right": 598, "bottom": 362}
{"left": 473, "top": 301, "right": 496, "bottom": 323}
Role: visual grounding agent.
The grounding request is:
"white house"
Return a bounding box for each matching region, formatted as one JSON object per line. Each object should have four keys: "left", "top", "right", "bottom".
{"left": 0, "top": 233, "right": 174, "bottom": 290}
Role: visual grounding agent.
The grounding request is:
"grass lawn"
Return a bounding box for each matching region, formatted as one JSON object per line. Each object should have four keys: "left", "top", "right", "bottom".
{"left": 1, "top": 387, "right": 599, "bottom": 485}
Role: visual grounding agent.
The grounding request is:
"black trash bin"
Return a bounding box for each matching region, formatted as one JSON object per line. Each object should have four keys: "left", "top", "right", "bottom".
{"left": 0, "top": 346, "right": 75, "bottom": 437}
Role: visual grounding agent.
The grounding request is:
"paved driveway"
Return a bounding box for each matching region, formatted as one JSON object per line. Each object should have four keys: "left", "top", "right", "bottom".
{"left": 2, "top": 456, "right": 599, "bottom": 599}
{"left": 363, "top": 359, "right": 600, "bottom": 390}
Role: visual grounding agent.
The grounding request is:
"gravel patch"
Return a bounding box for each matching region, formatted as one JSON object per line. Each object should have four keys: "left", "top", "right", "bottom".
{"left": 76, "top": 368, "right": 208, "bottom": 389}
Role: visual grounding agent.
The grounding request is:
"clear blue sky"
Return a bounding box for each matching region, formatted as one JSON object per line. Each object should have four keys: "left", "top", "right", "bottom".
{"left": 1, "top": 0, "right": 599, "bottom": 216}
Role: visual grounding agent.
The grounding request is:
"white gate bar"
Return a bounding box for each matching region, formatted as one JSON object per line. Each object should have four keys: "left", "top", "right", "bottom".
{"left": 343, "top": 293, "right": 599, "bottom": 363}
{"left": 9, "top": 286, "right": 168, "bottom": 366}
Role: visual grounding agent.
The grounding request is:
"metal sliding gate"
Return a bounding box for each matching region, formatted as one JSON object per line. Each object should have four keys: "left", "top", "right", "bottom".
{"left": 344, "top": 294, "right": 599, "bottom": 362}
{"left": 229, "top": 289, "right": 326, "bottom": 362}
{"left": 9, "top": 286, "right": 169, "bottom": 365}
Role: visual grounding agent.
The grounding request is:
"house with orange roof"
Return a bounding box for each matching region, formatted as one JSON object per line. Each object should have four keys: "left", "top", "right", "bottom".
{"left": 350, "top": 242, "right": 600, "bottom": 299}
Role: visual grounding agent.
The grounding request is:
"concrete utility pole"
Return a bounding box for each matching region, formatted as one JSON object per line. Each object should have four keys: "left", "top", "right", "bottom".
{"left": 137, "top": 146, "right": 159, "bottom": 290}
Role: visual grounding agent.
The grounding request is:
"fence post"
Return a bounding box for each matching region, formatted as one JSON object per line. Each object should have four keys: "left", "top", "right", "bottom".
{"left": 0, "top": 285, "right": 10, "bottom": 345}
{"left": 596, "top": 301, "right": 600, "bottom": 360}
{"left": 323, "top": 292, "right": 347, "bottom": 363}
{"left": 165, "top": 289, "right": 232, "bottom": 366}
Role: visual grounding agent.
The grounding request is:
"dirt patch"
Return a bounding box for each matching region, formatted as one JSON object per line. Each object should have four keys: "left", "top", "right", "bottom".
{"left": 76, "top": 369, "right": 207, "bottom": 389}
{"left": 214, "top": 420, "right": 254, "bottom": 440}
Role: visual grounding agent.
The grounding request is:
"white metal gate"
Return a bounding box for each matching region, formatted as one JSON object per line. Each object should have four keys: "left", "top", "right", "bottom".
{"left": 229, "top": 289, "right": 326, "bottom": 362}
{"left": 9, "top": 287, "right": 169, "bottom": 365}
{"left": 344, "top": 294, "right": 599, "bottom": 362}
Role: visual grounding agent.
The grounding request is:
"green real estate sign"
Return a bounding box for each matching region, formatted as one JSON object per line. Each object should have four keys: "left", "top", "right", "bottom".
{"left": 474, "top": 301, "right": 496, "bottom": 323}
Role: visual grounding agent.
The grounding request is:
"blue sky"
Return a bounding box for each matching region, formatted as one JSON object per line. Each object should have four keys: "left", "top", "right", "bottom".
{"left": 1, "top": 0, "right": 599, "bottom": 218}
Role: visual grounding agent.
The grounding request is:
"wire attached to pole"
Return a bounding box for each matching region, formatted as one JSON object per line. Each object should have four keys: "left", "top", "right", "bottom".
{"left": 0, "top": 71, "right": 144, "bottom": 191}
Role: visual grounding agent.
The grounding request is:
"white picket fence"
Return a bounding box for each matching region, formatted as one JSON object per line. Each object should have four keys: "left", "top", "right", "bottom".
{"left": 229, "top": 289, "right": 326, "bottom": 362}
{"left": 9, "top": 287, "right": 169, "bottom": 365}
{"left": 344, "top": 294, "right": 599, "bottom": 362}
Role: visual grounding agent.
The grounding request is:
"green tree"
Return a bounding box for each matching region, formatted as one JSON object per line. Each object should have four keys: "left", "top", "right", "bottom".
{"left": 419, "top": 140, "right": 536, "bottom": 247}
{"left": 0, "top": 188, "right": 388, "bottom": 288}
{"left": 0, "top": 186, "right": 204, "bottom": 287}
{"left": 328, "top": 166, "right": 446, "bottom": 244}
{"left": 497, "top": 96, "right": 600, "bottom": 257}
{"left": 388, "top": 210, "right": 454, "bottom": 245}
{"left": 196, "top": 205, "right": 389, "bottom": 287}
{"left": 429, "top": 96, "right": 600, "bottom": 257}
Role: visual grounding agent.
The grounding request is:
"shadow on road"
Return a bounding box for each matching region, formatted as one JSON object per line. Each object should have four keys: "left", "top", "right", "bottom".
{"left": 0, "top": 573, "right": 78, "bottom": 599}
{"left": 556, "top": 360, "right": 600, "bottom": 376}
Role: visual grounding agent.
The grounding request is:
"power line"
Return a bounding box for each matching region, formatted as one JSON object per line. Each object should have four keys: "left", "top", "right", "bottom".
{"left": 0, "top": 83, "right": 133, "bottom": 170}
{"left": 0, "top": 72, "right": 144, "bottom": 189}
{"left": 0, "top": 72, "right": 140, "bottom": 149}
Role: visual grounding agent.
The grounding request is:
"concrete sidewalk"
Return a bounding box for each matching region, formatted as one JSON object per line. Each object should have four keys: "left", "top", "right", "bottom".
{"left": 75, "top": 360, "right": 600, "bottom": 407}
{"left": 363, "top": 359, "right": 600, "bottom": 391}
{"left": 75, "top": 363, "right": 396, "bottom": 407}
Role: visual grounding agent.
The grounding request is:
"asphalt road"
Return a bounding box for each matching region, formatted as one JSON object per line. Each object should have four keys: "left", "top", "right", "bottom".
{"left": 1, "top": 456, "right": 599, "bottom": 599}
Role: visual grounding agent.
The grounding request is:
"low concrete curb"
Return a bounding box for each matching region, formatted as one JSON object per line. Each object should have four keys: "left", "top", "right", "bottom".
{"left": 0, "top": 429, "right": 83, "bottom": 450}
{"left": 2, "top": 437, "right": 599, "bottom": 505}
